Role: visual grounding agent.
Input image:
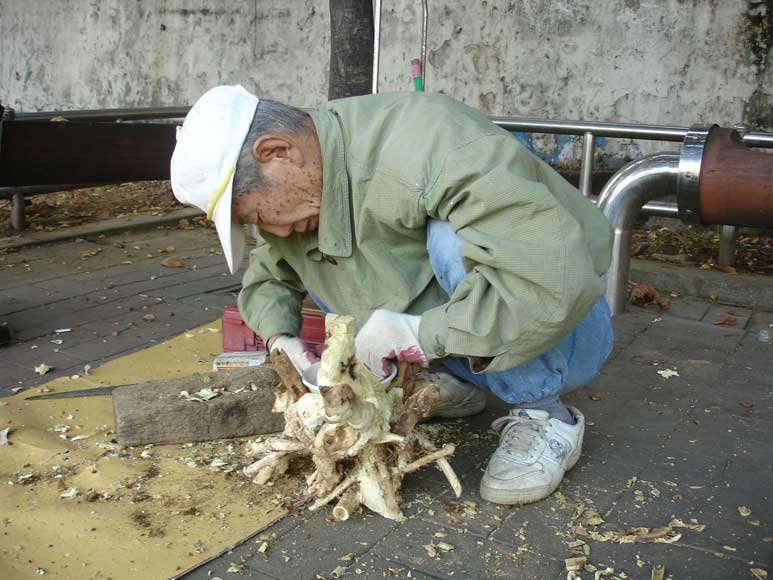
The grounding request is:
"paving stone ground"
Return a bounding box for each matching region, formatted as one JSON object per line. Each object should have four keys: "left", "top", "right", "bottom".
{"left": 1, "top": 225, "right": 771, "bottom": 580}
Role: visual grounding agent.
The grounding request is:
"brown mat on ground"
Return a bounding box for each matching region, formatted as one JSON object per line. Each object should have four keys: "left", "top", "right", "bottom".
{"left": 0, "top": 322, "right": 295, "bottom": 580}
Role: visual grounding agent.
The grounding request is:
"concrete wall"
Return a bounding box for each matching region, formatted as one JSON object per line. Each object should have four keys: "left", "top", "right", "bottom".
{"left": 1, "top": 0, "right": 771, "bottom": 166}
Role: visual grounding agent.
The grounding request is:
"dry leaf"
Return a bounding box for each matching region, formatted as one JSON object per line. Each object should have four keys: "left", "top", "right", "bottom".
{"left": 651, "top": 564, "right": 665, "bottom": 580}
{"left": 707, "top": 292, "right": 718, "bottom": 302}
{"left": 143, "top": 314, "right": 156, "bottom": 322}
{"left": 718, "top": 265, "right": 737, "bottom": 275}
{"left": 589, "top": 393, "right": 602, "bottom": 401}
{"left": 738, "top": 506, "right": 752, "bottom": 517}
{"left": 629, "top": 283, "right": 670, "bottom": 310}
{"left": 738, "top": 400, "right": 755, "bottom": 409}
{"left": 161, "top": 257, "right": 185, "bottom": 268}
{"left": 751, "top": 568, "right": 767, "bottom": 579}
{"left": 714, "top": 315, "right": 737, "bottom": 326}
{"left": 657, "top": 369, "right": 679, "bottom": 379}
{"left": 160, "top": 245, "right": 176, "bottom": 253}
{"left": 80, "top": 249, "right": 100, "bottom": 258}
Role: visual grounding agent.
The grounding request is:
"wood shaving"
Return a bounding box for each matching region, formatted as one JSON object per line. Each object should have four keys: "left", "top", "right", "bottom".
{"left": 565, "top": 557, "right": 587, "bottom": 571}
{"left": 60, "top": 487, "right": 80, "bottom": 499}
{"left": 178, "top": 388, "right": 221, "bottom": 402}
{"left": 34, "top": 363, "right": 51, "bottom": 375}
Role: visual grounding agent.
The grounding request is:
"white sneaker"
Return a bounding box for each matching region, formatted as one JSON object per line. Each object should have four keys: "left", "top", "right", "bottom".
{"left": 419, "top": 372, "right": 487, "bottom": 419}
{"left": 480, "top": 407, "right": 584, "bottom": 505}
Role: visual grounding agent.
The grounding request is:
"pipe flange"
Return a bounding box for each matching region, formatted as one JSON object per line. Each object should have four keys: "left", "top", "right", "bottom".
{"left": 677, "top": 124, "right": 716, "bottom": 223}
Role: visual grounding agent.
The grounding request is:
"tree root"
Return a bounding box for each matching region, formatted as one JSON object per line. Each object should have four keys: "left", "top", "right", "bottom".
{"left": 245, "top": 314, "right": 462, "bottom": 520}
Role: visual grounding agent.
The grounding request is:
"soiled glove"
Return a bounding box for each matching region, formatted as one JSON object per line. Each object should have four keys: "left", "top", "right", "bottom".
{"left": 270, "top": 335, "right": 319, "bottom": 375}
{"left": 355, "top": 309, "right": 428, "bottom": 380}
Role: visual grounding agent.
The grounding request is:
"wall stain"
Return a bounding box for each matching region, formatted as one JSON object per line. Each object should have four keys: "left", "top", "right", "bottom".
{"left": 741, "top": 0, "right": 773, "bottom": 128}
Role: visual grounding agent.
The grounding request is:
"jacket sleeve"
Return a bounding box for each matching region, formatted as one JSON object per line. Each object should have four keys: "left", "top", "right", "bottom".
{"left": 417, "top": 133, "right": 607, "bottom": 373}
{"left": 238, "top": 238, "right": 306, "bottom": 341}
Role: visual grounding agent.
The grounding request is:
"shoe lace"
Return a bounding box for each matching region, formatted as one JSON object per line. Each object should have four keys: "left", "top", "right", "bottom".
{"left": 491, "top": 413, "right": 544, "bottom": 457}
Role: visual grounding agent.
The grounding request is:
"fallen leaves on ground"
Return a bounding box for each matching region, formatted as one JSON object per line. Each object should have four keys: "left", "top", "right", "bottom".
{"left": 631, "top": 225, "right": 772, "bottom": 276}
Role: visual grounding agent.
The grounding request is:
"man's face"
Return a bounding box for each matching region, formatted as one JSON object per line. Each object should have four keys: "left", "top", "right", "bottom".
{"left": 231, "top": 132, "right": 323, "bottom": 237}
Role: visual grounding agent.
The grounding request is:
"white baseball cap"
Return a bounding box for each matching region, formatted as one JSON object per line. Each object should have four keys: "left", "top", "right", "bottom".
{"left": 170, "top": 85, "right": 260, "bottom": 274}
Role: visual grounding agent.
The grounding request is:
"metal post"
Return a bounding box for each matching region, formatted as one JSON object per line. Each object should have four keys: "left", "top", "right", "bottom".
{"left": 10, "top": 190, "right": 26, "bottom": 230}
{"left": 421, "top": 0, "right": 429, "bottom": 89}
{"left": 372, "top": 0, "right": 382, "bottom": 93}
{"left": 718, "top": 225, "right": 739, "bottom": 268}
{"left": 579, "top": 131, "right": 595, "bottom": 197}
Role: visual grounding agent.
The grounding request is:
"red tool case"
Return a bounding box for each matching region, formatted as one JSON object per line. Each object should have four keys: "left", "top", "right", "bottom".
{"left": 221, "top": 300, "right": 326, "bottom": 354}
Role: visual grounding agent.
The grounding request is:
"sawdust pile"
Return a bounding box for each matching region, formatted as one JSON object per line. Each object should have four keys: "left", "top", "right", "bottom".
{"left": 0, "top": 322, "right": 297, "bottom": 580}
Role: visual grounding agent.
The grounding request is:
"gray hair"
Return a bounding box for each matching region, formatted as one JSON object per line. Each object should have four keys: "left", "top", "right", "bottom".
{"left": 232, "top": 99, "right": 312, "bottom": 196}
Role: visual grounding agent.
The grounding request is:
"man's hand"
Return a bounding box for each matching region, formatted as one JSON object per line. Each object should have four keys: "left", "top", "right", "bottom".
{"left": 269, "top": 335, "right": 319, "bottom": 375}
{"left": 355, "top": 310, "right": 428, "bottom": 380}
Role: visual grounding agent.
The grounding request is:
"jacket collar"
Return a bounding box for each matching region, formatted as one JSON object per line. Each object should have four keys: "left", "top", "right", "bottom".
{"left": 309, "top": 109, "right": 353, "bottom": 258}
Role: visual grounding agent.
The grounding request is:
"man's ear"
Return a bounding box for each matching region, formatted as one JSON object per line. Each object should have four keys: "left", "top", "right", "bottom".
{"left": 252, "top": 135, "right": 299, "bottom": 165}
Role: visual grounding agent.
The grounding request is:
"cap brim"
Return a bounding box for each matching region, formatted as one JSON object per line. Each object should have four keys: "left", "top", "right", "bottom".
{"left": 210, "top": 181, "right": 245, "bottom": 275}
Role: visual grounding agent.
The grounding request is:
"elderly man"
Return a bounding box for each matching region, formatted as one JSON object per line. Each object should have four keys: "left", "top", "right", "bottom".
{"left": 171, "top": 85, "right": 613, "bottom": 505}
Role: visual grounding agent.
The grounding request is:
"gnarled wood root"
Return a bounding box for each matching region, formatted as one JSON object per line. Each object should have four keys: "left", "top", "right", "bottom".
{"left": 244, "top": 314, "right": 462, "bottom": 520}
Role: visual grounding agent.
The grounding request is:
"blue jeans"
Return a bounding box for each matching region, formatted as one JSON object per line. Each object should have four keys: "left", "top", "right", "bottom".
{"left": 427, "top": 220, "right": 613, "bottom": 404}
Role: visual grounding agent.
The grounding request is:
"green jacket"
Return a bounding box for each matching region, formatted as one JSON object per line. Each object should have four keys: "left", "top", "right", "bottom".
{"left": 238, "top": 93, "right": 612, "bottom": 373}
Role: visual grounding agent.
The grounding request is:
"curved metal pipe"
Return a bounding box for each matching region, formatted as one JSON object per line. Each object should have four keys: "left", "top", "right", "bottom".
{"left": 598, "top": 153, "right": 681, "bottom": 315}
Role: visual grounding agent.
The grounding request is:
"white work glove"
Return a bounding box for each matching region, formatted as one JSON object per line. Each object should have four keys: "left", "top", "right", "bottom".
{"left": 269, "top": 335, "right": 319, "bottom": 375}
{"left": 355, "top": 309, "right": 429, "bottom": 380}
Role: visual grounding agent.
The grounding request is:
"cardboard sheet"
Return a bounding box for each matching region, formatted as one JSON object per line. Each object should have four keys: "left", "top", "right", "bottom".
{"left": 0, "top": 322, "right": 293, "bottom": 579}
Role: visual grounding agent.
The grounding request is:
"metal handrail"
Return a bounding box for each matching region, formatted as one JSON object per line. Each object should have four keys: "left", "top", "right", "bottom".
{"left": 12, "top": 106, "right": 190, "bottom": 122}
{"left": 492, "top": 117, "right": 773, "bottom": 149}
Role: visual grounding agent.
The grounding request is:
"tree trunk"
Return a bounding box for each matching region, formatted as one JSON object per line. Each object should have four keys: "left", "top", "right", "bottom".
{"left": 328, "top": 0, "right": 374, "bottom": 100}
